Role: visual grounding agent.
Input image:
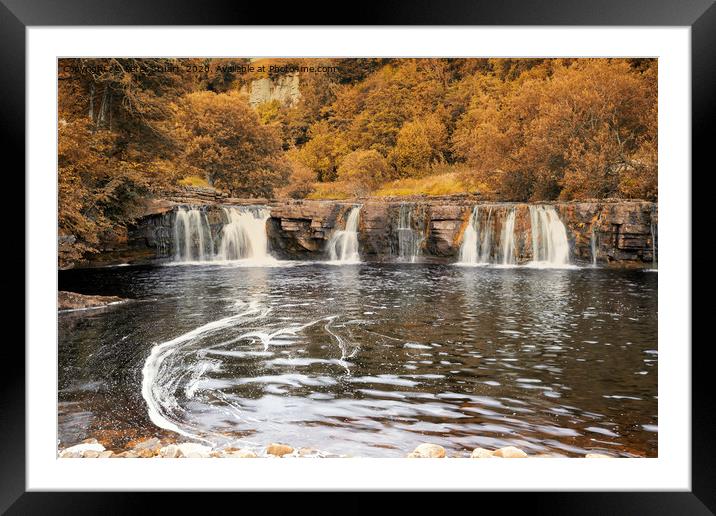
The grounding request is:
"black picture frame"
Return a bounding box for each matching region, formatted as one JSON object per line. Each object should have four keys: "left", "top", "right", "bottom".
{"left": 5, "top": 0, "right": 712, "bottom": 512}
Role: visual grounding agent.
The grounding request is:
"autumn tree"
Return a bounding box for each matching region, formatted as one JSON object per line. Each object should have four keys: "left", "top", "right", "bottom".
{"left": 452, "top": 59, "right": 657, "bottom": 201}
{"left": 389, "top": 114, "right": 449, "bottom": 177}
{"left": 336, "top": 149, "right": 390, "bottom": 196}
{"left": 173, "top": 91, "right": 290, "bottom": 197}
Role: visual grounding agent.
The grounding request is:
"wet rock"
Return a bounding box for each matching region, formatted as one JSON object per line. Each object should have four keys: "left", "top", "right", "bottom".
{"left": 58, "top": 291, "right": 126, "bottom": 311}
{"left": 266, "top": 443, "right": 294, "bottom": 457}
{"left": 470, "top": 447, "right": 495, "bottom": 459}
{"left": 585, "top": 453, "right": 612, "bottom": 458}
{"left": 408, "top": 443, "right": 446, "bottom": 458}
{"left": 492, "top": 446, "right": 528, "bottom": 458}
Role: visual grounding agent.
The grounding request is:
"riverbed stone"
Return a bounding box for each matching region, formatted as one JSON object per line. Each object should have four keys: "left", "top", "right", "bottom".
{"left": 226, "top": 449, "right": 257, "bottom": 458}
{"left": 298, "top": 447, "right": 320, "bottom": 457}
{"left": 408, "top": 443, "right": 446, "bottom": 458}
{"left": 159, "top": 444, "right": 181, "bottom": 458}
{"left": 98, "top": 451, "right": 114, "bottom": 458}
{"left": 132, "top": 437, "right": 162, "bottom": 457}
{"left": 82, "top": 450, "right": 100, "bottom": 458}
{"left": 60, "top": 441, "right": 106, "bottom": 457}
{"left": 585, "top": 453, "right": 612, "bottom": 458}
{"left": 266, "top": 443, "right": 294, "bottom": 457}
{"left": 177, "top": 443, "right": 212, "bottom": 458}
{"left": 470, "top": 447, "right": 495, "bottom": 458}
{"left": 492, "top": 446, "right": 528, "bottom": 458}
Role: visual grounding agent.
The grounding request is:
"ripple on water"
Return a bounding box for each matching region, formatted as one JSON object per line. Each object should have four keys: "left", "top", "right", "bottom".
{"left": 58, "top": 263, "right": 658, "bottom": 457}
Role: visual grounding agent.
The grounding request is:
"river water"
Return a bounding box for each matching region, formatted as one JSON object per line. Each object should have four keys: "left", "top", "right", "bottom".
{"left": 58, "top": 262, "right": 657, "bottom": 457}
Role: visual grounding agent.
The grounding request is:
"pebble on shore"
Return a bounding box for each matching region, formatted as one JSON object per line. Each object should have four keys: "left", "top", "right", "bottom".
{"left": 407, "top": 443, "right": 446, "bottom": 458}
{"left": 266, "top": 443, "right": 295, "bottom": 457}
{"left": 58, "top": 437, "right": 618, "bottom": 459}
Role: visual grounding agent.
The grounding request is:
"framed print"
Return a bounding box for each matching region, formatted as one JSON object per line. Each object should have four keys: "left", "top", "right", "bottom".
{"left": 5, "top": 0, "right": 713, "bottom": 511}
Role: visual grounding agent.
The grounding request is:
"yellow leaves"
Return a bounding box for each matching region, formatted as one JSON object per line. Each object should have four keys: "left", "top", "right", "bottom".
{"left": 452, "top": 58, "right": 657, "bottom": 201}
{"left": 337, "top": 149, "right": 390, "bottom": 196}
{"left": 389, "top": 115, "right": 448, "bottom": 177}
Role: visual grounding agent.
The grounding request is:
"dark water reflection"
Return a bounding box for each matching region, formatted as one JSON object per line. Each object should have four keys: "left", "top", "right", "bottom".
{"left": 58, "top": 263, "right": 657, "bottom": 457}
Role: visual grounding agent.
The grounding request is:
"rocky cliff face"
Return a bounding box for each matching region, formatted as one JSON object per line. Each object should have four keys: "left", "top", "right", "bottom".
{"left": 240, "top": 73, "right": 301, "bottom": 108}
{"left": 102, "top": 197, "right": 656, "bottom": 268}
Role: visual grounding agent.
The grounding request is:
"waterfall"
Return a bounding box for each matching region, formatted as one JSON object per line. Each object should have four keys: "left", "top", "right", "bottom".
{"left": 528, "top": 205, "right": 570, "bottom": 267}
{"left": 396, "top": 204, "right": 422, "bottom": 262}
{"left": 172, "top": 206, "right": 273, "bottom": 263}
{"left": 173, "top": 207, "right": 214, "bottom": 262}
{"left": 500, "top": 209, "right": 517, "bottom": 265}
{"left": 327, "top": 206, "right": 361, "bottom": 263}
{"left": 590, "top": 226, "right": 598, "bottom": 267}
{"left": 459, "top": 207, "right": 479, "bottom": 264}
{"left": 217, "top": 207, "right": 273, "bottom": 262}
{"left": 458, "top": 206, "right": 494, "bottom": 265}
{"left": 650, "top": 221, "right": 657, "bottom": 269}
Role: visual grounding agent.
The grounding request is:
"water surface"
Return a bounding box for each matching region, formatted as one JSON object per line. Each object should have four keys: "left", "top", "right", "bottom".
{"left": 58, "top": 262, "right": 657, "bottom": 457}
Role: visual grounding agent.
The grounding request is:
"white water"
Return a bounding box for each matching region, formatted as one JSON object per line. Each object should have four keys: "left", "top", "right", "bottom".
{"left": 174, "top": 208, "right": 214, "bottom": 261}
{"left": 141, "top": 300, "right": 355, "bottom": 447}
{"left": 396, "top": 204, "right": 422, "bottom": 262}
{"left": 501, "top": 209, "right": 517, "bottom": 265}
{"left": 528, "top": 205, "right": 570, "bottom": 267}
{"left": 458, "top": 206, "right": 494, "bottom": 265}
{"left": 172, "top": 206, "right": 275, "bottom": 264}
{"left": 457, "top": 205, "right": 572, "bottom": 268}
{"left": 217, "top": 207, "right": 273, "bottom": 263}
{"left": 650, "top": 221, "right": 657, "bottom": 269}
{"left": 141, "top": 303, "right": 267, "bottom": 444}
{"left": 591, "top": 226, "right": 598, "bottom": 267}
{"left": 327, "top": 206, "right": 362, "bottom": 263}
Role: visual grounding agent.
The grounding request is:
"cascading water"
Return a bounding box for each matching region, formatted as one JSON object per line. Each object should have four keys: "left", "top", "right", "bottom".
{"left": 396, "top": 204, "right": 422, "bottom": 262}
{"left": 500, "top": 209, "right": 517, "bottom": 265}
{"left": 327, "top": 206, "right": 361, "bottom": 263}
{"left": 217, "top": 207, "right": 273, "bottom": 262}
{"left": 459, "top": 207, "right": 479, "bottom": 264}
{"left": 172, "top": 206, "right": 273, "bottom": 263}
{"left": 590, "top": 226, "right": 598, "bottom": 267}
{"left": 458, "top": 206, "right": 494, "bottom": 265}
{"left": 650, "top": 221, "right": 657, "bottom": 269}
{"left": 528, "top": 205, "right": 570, "bottom": 267}
{"left": 173, "top": 207, "right": 214, "bottom": 262}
